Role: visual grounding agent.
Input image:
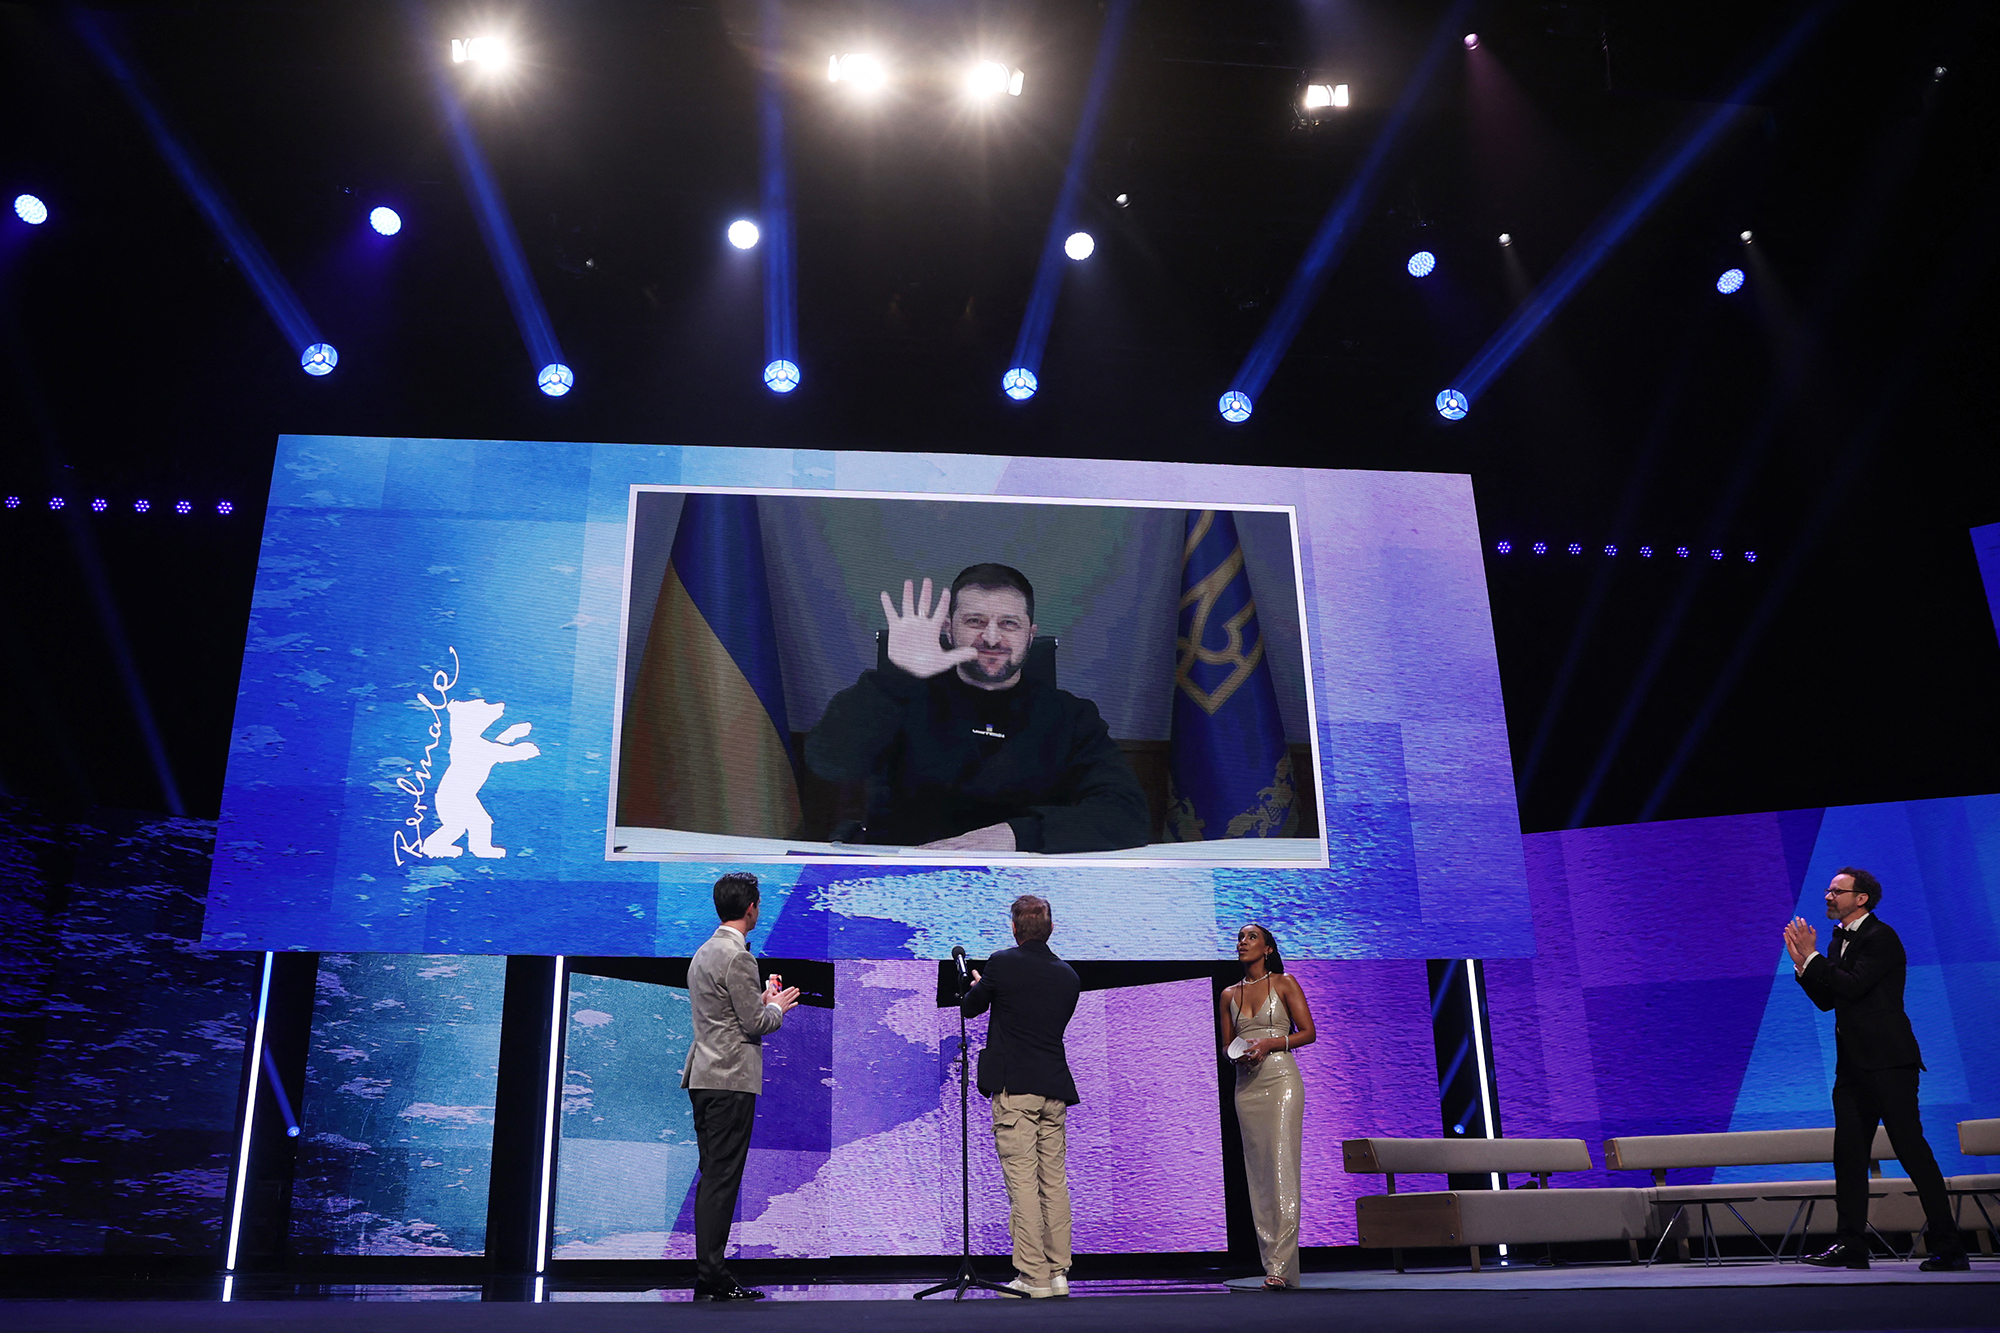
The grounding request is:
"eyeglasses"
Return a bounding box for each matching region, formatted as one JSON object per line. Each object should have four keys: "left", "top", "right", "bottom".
{"left": 1825, "top": 888, "right": 1859, "bottom": 898}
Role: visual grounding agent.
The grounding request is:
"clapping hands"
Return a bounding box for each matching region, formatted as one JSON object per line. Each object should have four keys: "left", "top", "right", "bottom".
{"left": 880, "top": 578, "right": 978, "bottom": 679}
{"left": 1783, "top": 916, "right": 1818, "bottom": 966}
{"left": 763, "top": 974, "right": 802, "bottom": 1014}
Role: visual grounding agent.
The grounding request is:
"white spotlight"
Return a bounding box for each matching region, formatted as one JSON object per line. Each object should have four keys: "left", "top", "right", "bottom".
{"left": 1498, "top": 232, "right": 1512, "bottom": 246}
{"left": 1333, "top": 83, "right": 1350, "bottom": 107}
{"left": 451, "top": 36, "right": 509, "bottom": 67}
{"left": 1739, "top": 229, "right": 1754, "bottom": 242}
{"left": 968, "top": 60, "right": 1011, "bottom": 98}
{"left": 1114, "top": 193, "right": 1130, "bottom": 207}
{"left": 829, "top": 53, "right": 886, "bottom": 91}
{"left": 1304, "top": 83, "right": 1334, "bottom": 109}
{"left": 727, "top": 219, "right": 761, "bottom": 250}
{"left": 1064, "top": 231, "right": 1095, "bottom": 261}
{"left": 1463, "top": 33, "right": 1480, "bottom": 50}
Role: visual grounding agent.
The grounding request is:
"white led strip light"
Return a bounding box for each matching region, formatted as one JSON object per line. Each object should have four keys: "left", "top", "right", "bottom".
{"left": 223, "top": 952, "right": 276, "bottom": 1272}
{"left": 1465, "top": 957, "right": 1506, "bottom": 1254}
{"left": 534, "top": 956, "right": 566, "bottom": 1273}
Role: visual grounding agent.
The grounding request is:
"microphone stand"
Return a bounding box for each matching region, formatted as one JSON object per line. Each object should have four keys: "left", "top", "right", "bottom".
{"left": 914, "top": 965, "right": 1025, "bottom": 1301}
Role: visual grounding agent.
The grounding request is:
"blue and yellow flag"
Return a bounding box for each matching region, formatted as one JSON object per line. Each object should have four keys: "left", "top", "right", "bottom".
{"left": 617, "top": 494, "right": 801, "bottom": 838}
{"left": 1165, "top": 509, "right": 1297, "bottom": 840}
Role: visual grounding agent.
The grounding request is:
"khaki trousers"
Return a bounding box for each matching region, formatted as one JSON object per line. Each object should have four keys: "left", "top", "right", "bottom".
{"left": 990, "top": 1090, "right": 1071, "bottom": 1287}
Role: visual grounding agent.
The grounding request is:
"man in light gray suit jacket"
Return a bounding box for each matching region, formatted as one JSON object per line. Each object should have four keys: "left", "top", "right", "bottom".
{"left": 681, "top": 872, "right": 799, "bottom": 1301}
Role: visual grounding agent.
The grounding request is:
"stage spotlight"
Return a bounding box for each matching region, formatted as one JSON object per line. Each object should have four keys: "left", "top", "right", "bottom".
{"left": 1219, "top": 390, "right": 1253, "bottom": 423}
{"left": 1744, "top": 550, "right": 1757, "bottom": 563}
{"left": 1497, "top": 232, "right": 1512, "bottom": 246}
{"left": 1739, "top": 230, "right": 1753, "bottom": 242}
{"left": 1114, "top": 193, "right": 1130, "bottom": 207}
{"left": 1709, "top": 549, "right": 1724, "bottom": 560}
{"left": 727, "top": 219, "right": 761, "bottom": 250}
{"left": 763, "top": 359, "right": 801, "bottom": 393}
{"left": 828, "top": 54, "right": 887, "bottom": 91}
{"left": 1716, "top": 267, "right": 1745, "bottom": 294}
{"left": 1436, "top": 388, "right": 1468, "bottom": 419}
{"left": 175, "top": 500, "right": 192, "bottom": 515}
{"left": 1064, "top": 231, "right": 1095, "bottom": 261}
{"left": 91, "top": 498, "right": 107, "bottom": 513}
{"left": 1001, "top": 367, "right": 1038, "bottom": 400}
{"left": 300, "top": 343, "right": 338, "bottom": 376}
{"left": 968, "top": 61, "right": 1024, "bottom": 99}
{"left": 134, "top": 499, "right": 150, "bottom": 513}
{"left": 50, "top": 497, "right": 65, "bottom": 511}
{"left": 1531, "top": 542, "right": 1547, "bottom": 555}
{"left": 451, "top": 37, "right": 509, "bottom": 67}
{"left": 1464, "top": 33, "right": 1479, "bottom": 50}
{"left": 14, "top": 193, "right": 48, "bottom": 226}
{"left": 1675, "top": 546, "right": 1690, "bottom": 558}
{"left": 218, "top": 500, "right": 234, "bottom": 515}
{"left": 538, "top": 362, "right": 575, "bottom": 397}
{"left": 1639, "top": 545, "right": 1652, "bottom": 557}
{"left": 3, "top": 496, "right": 17, "bottom": 509}
{"left": 1567, "top": 543, "right": 1583, "bottom": 556}
{"left": 1604, "top": 544, "right": 1618, "bottom": 556}
{"left": 1495, "top": 541, "right": 1512, "bottom": 554}
{"left": 369, "top": 206, "right": 402, "bottom": 236}
{"left": 1407, "top": 250, "right": 1436, "bottom": 278}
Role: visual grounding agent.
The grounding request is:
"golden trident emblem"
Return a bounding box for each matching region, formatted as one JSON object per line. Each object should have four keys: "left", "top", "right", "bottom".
{"left": 1175, "top": 510, "right": 1265, "bottom": 716}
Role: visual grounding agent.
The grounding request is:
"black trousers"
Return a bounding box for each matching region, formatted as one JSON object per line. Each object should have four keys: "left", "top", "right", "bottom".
{"left": 688, "top": 1088, "right": 758, "bottom": 1285}
{"left": 1832, "top": 1063, "right": 1959, "bottom": 1252}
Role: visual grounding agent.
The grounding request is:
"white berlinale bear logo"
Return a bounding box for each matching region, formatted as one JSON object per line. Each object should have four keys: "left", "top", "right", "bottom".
{"left": 420, "top": 696, "right": 540, "bottom": 860}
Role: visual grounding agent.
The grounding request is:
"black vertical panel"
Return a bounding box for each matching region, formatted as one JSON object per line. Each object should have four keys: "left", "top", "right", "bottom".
{"left": 231, "top": 950, "right": 316, "bottom": 1265}
{"left": 1427, "top": 958, "right": 1504, "bottom": 1195}
{"left": 1210, "top": 970, "right": 1259, "bottom": 1263}
{"left": 485, "top": 955, "right": 563, "bottom": 1277}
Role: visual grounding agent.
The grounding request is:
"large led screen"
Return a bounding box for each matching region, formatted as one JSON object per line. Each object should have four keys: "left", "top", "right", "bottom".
{"left": 207, "top": 436, "right": 1529, "bottom": 959}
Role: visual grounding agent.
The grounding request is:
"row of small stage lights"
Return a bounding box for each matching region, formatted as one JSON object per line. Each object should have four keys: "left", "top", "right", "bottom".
{"left": 6, "top": 495, "right": 235, "bottom": 516}
{"left": 1493, "top": 541, "right": 1759, "bottom": 562}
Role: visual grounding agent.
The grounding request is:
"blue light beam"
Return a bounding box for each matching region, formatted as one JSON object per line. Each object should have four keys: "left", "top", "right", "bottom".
{"left": 1004, "top": 0, "right": 1135, "bottom": 389}
{"left": 72, "top": 10, "right": 332, "bottom": 373}
{"left": 1224, "top": 0, "right": 1473, "bottom": 412}
{"left": 759, "top": 0, "right": 800, "bottom": 393}
{"left": 1443, "top": 3, "right": 1829, "bottom": 414}
{"left": 425, "top": 30, "right": 571, "bottom": 395}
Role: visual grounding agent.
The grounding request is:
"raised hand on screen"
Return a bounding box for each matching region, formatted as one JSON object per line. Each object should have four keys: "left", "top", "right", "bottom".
{"left": 880, "top": 577, "right": 978, "bottom": 679}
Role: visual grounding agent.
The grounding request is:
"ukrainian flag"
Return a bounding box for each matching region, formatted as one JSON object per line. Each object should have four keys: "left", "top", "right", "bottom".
{"left": 1165, "top": 509, "right": 1297, "bottom": 840}
{"left": 617, "top": 494, "right": 802, "bottom": 839}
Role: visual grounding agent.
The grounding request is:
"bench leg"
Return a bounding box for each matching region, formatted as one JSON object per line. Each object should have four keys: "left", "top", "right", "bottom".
{"left": 1469, "top": 1246, "right": 1481, "bottom": 1273}
{"left": 1392, "top": 1248, "right": 1404, "bottom": 1274}
{"left": 1628, "top": 1238, "right": 1640, "bottom": 1265}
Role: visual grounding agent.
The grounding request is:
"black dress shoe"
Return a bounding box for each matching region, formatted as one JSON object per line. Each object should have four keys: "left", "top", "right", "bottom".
{"left": 1918, "top": 1251, "right": 1970, "bottom": 1272}
{"left": 1801, "top": 1241, "right": 1869, "bottom": 1270}
{"left": 693, "top": 1280, "right": 768, "bottom": 1301}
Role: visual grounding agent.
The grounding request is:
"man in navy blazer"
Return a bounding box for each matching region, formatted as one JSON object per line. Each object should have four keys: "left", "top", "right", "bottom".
{"left": 961, "top": 894, "right": 1081, "bottom": 1297}
{"left": 1785, "top": 866, "right": 1965, "bottom": 1270}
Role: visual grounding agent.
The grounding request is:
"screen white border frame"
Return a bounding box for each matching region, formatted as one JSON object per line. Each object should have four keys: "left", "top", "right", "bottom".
{"left": 603, "top": 483, "right": 1328, "bottom": 870}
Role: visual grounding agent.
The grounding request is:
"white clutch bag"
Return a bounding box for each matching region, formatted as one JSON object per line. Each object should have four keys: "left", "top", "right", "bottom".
{"left": 1226, "top": 1036, "right": 1251, "bottom": 1061}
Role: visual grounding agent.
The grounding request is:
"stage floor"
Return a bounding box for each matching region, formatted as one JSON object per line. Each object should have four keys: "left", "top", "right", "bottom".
{"left": 1224, "top": 1257, "right": 2000, "bottom": 1291}
{"left": 3, "top": 1267, "right": 1998, "bottom": 1333}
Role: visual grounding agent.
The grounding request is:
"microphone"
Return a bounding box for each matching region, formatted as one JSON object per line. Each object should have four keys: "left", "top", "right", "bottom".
{"left": 951, "top": 945, "right": 970, "bottom": 989}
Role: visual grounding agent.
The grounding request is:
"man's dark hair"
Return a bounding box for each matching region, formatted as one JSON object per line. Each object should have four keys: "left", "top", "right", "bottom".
{"left": 1837, "top": 866, "right": 1882, "bottom": 910}
{"left": 950, "top": 563, "right": 1035, "bottom": 625}
{"left": 1011, "top": 894, "right": 1053, "bottom": 945}
{"left": 714, "top": 872, "right": 760, "bottom": 922}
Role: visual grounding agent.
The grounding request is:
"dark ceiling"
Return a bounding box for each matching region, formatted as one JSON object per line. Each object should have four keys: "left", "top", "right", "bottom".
{"left": 2, "top": 0, "right": 1997, "bottom": 834}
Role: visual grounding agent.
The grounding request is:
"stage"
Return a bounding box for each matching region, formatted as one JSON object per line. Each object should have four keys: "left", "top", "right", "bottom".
{"left": 2, "top": 1268, "right": 1996, "bottom": 1333}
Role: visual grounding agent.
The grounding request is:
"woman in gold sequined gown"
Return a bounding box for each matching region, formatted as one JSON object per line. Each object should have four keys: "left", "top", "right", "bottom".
{"left": 1219, "top": 924, "right": 1316, "bottom": 1290}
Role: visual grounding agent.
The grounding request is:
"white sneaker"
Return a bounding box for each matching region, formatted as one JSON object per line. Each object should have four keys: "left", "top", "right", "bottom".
{"left": 1050, "top": 1270, "right": 1069, "bottom": 1297}
{"left": 1004, "top": 1278, "right": 1053, "bottom": 1299}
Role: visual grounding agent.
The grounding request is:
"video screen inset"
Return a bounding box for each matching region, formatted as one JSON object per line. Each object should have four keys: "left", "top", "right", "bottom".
{"left": 207, "top": 437, "right": 1529, "bottom": 960}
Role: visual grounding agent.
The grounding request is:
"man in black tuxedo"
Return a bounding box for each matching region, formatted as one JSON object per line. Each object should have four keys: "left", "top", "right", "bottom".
{"left": 961, "top": 894, "right": 1082, "bottom": 1298}
{"left": 1784, "top": 866, "right": 1966, "bottom": 1271}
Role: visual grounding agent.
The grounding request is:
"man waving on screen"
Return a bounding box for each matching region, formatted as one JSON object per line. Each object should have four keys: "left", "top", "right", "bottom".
{"left": 804, "top": 564, "right": 1149, "bottom": 854}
